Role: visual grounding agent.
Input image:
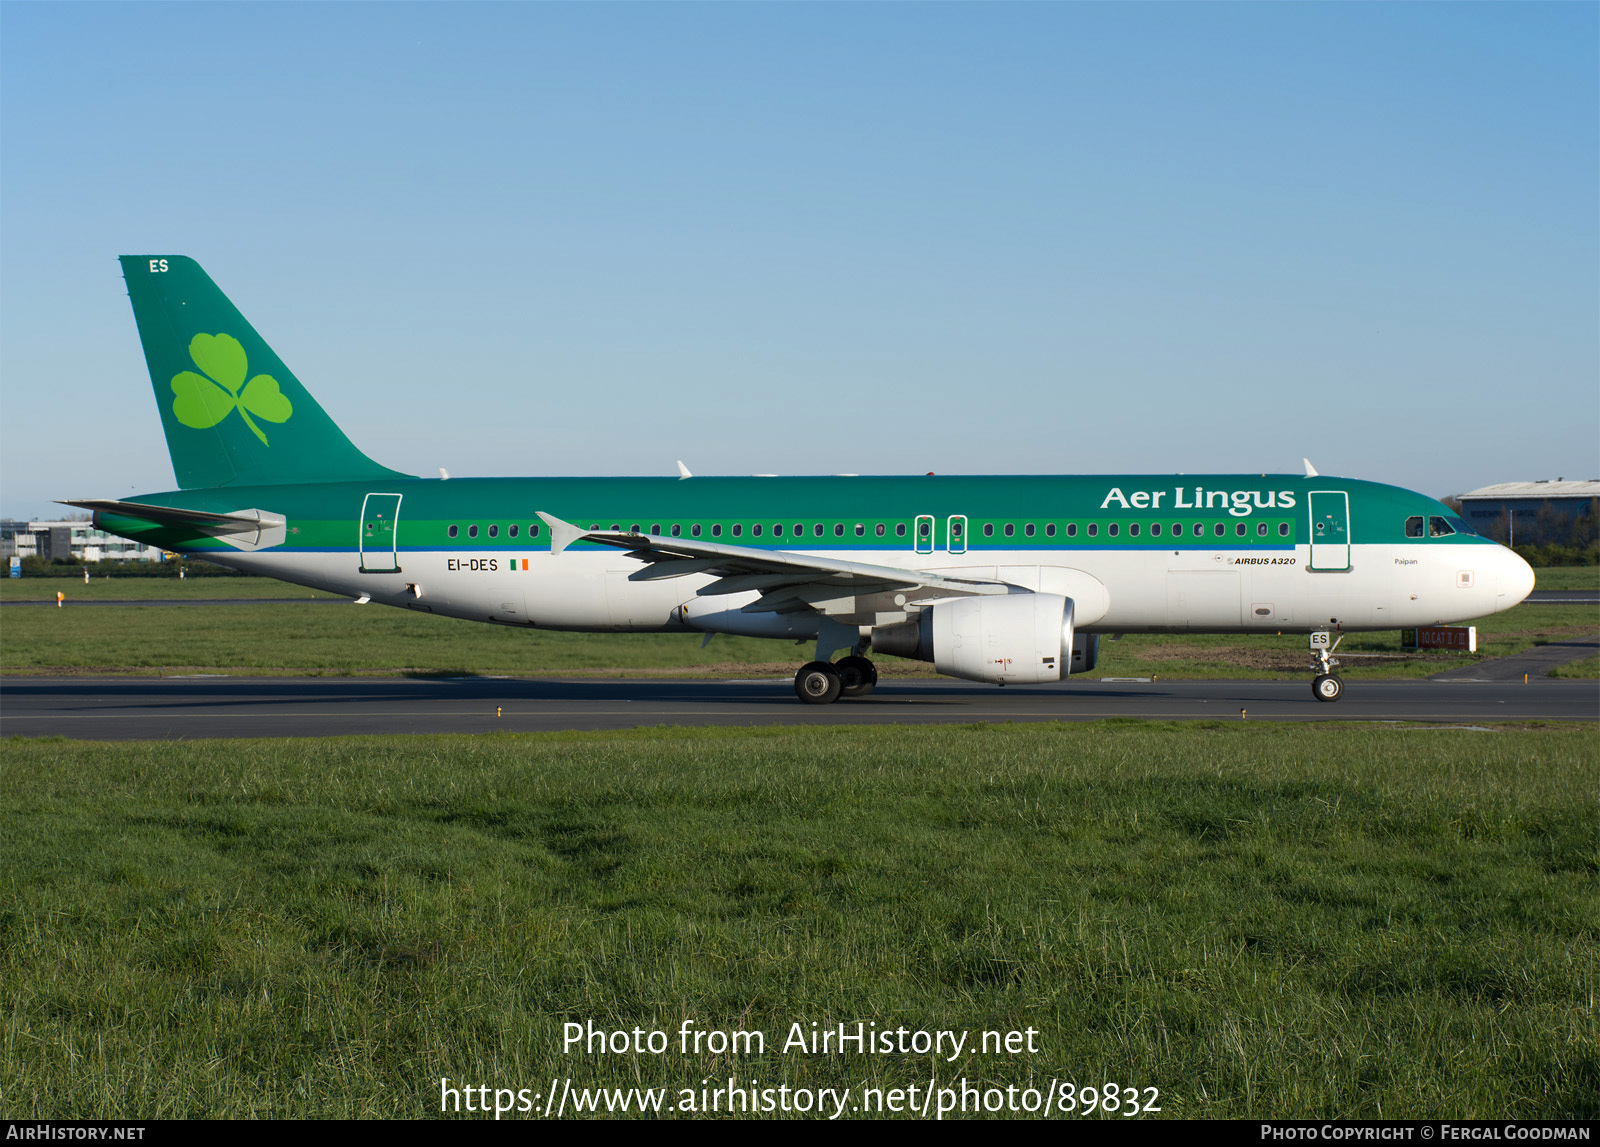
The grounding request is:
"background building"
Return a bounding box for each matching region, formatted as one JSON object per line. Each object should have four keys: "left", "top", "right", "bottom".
{"left": 1457, "top": 480, "right": 1600, "bottom": 549}
{"left": 0, "top": 519, "right": 164, "bottom": 563}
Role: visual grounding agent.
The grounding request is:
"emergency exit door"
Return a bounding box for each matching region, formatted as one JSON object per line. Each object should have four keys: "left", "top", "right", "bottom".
{"left": 359, "top": 493, "right": 403, "bottom": 573}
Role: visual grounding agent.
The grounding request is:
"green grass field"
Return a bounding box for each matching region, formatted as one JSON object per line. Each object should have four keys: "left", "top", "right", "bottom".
{"left": 1, "top": 576, "right": 347, "bottom": 601}
{"left": 3, "top": 590, "right": 1594, "bottom": 679}
{"left": 1529, "top": 566, "right": 1600, "bottom": 591}
{"left": 2, "top": 723, "right": 1594, "bottom": 1119}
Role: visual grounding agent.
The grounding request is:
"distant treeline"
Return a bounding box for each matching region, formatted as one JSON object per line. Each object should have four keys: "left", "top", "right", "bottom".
{"left": 1510, "top": 543, "right": 1598, "bottom": 568}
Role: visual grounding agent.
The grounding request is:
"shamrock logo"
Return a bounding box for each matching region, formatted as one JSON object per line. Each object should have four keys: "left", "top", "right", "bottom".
{"left": 170, "top": 333, "right": 292, "bottom": 446}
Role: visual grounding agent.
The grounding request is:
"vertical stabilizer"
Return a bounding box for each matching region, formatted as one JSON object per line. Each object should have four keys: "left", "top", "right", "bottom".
{"left": 119, "top": 256, "right": 410, "bottom": 489}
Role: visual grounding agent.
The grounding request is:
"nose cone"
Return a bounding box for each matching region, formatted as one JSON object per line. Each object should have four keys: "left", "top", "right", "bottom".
{"left": 1500, "top": 547, "right": 1535, "bottom": 606}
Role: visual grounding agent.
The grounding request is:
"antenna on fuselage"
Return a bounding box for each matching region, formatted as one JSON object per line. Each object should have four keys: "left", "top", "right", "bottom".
{"left": 676, "top": 461, "right": 692, "bottom": 480}
{"left": 1302, "top": 458, "right": 1319, "bottom": 478}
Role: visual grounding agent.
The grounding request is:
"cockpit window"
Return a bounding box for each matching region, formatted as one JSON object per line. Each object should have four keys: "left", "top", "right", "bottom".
{"left": 1448, "top": 516, "right": 1477, "bottom": 537}
{"left": 1405, "top": 516, "right": 1424, "bottom": 538}
{"left": 1428, "top": 516, "right": 1455, "bottom": 538}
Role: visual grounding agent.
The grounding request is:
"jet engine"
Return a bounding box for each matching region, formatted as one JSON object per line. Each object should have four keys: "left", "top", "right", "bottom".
{"left": 871, "top": 593, "right": 1075, "bottom": 685}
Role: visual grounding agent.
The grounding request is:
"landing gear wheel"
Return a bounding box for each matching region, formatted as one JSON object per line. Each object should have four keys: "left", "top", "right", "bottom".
{"left": 1312, "top": 674, "right": 1343, "bottom": 702}
{"left": 835, "top": 655, "right": 878, "bottom": 698}
{"left": 795, "top": 661, "right": 843, "bottom": 705}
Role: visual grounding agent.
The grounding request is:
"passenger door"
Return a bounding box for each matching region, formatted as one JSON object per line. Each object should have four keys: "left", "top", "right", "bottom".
{"left": 1308, "top": 491, "right": 1351, "bottom": 572}
{"left": 358, "top": 493, "right": 402, "bottom": 573}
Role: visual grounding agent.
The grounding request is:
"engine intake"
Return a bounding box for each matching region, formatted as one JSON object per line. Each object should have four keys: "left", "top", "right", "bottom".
{"left": 872, "top": 593, "right": 1076, "bottom": 685}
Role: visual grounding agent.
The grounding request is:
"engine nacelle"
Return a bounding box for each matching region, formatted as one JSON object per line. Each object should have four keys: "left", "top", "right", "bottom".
{"left": 872, "top": 593, "right": 1075, "bottom": 685}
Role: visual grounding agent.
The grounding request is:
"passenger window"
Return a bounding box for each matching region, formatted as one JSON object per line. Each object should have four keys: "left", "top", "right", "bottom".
{"left": 983, "top": 523, "right": 994, "bottom": 537}
{"left": 1087, "top": 523, "right": 1098, "bottom": 537}
{"left": 1236, "top": 523, "right": 1246, "bottom": 537}
{"left": 1278, "top": 522, "right": 1289, "bottom": 537}
{"left": 815, "top": 523, "right": 824, "bottom": 537}
{"left": 1193, "top": 523, "right": 1203, "bottom": 537}
{"left": 855, "top": 524, "right": 864, "bottom": 537}
{"left": 772, "top": 524, "right": 783, "bottom": 537}
{"left": 1004, "top": 524, "right": 1014, "bottom": 537}
{"left": 488, "top": 525, "right": 498, "bottom": 538}
{"left": 753, "top": 524, "right": 762, "bottom": 537}
{"left": 712, "top": 524, "right": 722, "bottom": 537}
{"left": 630, "top": 524, "right": 641, "bottom": 534}
{"left": 671, "top": 524, "right": 681, "bottom": 537}
{"left": 1130, "top": 523, "right": 1139, "bottom": 537}
{"left": 1173, "top": 523, "right": 1182, "bottom": 536}
{"left": 1150, "top": 523, "right": 1161, "bottom": 537}
{"left": 896, "top": 523, "right": 906, "bottom": 538}
{"left": 1066, "top": 524, "right": 1077, "bottom": 537}
{"left": 1108, "top": 523, "right": 1119, "bottom": 537}
{"left": 448, "top": 525, "right": 458, "bottom": 538}
{"left": 650, "top": 524, "right": 661, "bottom": 535}
{"left": 691, "top": 524, "right": 701, "bottom": 537}
{"left": 875, "top": 523, "right": 885, "bottom": 537}
{"left": 732, "top": 524, "right": 742, "bottom": 537}
{"left": 468, "top": 525, "right": 478, "bottom": 538}
{"left": 530, "top": 524, "right": 540, "bottom": 538}
{"left": 1046, "top": 523, "right": 1056, "bottom": 538}
{"left": 1256, "top": 522, "right": 1267, "bottom": 536}
{"left": 1428, "top": 516, "right": 1454, "bottom": 538}
{"left": 509, "top": 524, "right": 519, "bottom": 538}
{"left": 1405, "top": 516, "right": 1425, "bottom": 538}
{"left": 610, "top": 524, "right": 620, "bottom": 532}
{"left": 835, "top": 523, "right": 845, "bottom": 537}
{"left": 1025, "top": 523, "right": 1035, "bottom": 537}
{"left": 793, "top": 523, "right": 802, "bottom": 536}
{"left": 1214, "top": 523, "right": 1225, "bottom": 537}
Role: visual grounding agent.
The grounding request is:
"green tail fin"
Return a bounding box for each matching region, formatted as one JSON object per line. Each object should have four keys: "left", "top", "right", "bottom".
{"left": 120, "top": 256, "right": 410, "bottom": 489}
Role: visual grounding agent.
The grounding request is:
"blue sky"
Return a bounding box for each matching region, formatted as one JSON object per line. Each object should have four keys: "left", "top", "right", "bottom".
{"left": 3, "top": 2, "right": 1595, "bottom": 516}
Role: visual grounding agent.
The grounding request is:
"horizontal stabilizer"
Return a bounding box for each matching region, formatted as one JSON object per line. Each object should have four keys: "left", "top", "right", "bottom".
{"left": 60, "top": 499, "right": 286, "bottom": 552}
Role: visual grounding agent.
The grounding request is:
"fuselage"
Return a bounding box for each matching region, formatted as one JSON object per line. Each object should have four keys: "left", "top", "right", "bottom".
{"left": 97, "top": 472, "right": 1535, "bottom": 638}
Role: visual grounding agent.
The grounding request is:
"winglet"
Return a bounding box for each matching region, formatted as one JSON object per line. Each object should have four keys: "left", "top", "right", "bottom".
{"left": 1302, "top": 458, "right": 1319, "bottom": 478}
{"left": 676, "top": 460, "right": 692, "bottom": 480}
{"left": 535, "top": 511, "right": 589, "bottom": 555}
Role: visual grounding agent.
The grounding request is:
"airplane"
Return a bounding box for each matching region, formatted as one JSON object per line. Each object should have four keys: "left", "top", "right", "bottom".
{"left": 66, "top": 256, "right": 1536, "bottom": 704}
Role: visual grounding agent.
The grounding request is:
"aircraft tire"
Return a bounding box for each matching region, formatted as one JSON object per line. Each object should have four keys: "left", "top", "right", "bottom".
{"left": 836, "top": 655, "right": 878, "bottom": 698}
{"left": 1312, "top": 674, "right": 1343, "bottom": 702}
{"left": 795, "top": 661, "right": 843, "bottom": 705}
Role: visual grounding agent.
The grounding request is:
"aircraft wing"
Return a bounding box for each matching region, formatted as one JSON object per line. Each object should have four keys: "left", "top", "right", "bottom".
{"left": 535, "top": 512, "right": 1013, "bottom": 618}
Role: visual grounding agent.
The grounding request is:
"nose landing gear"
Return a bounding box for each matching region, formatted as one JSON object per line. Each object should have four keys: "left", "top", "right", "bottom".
{"left": 1309, "top": 630, "right": 1344, "bottom": 702}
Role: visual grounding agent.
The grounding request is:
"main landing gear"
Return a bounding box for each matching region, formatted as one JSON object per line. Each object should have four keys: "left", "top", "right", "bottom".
{"left": 794, "top": 655, "right": 879, "bottom": 704}
{"left": 1309, "top": 630, "right": 1344, "bottom": 702}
